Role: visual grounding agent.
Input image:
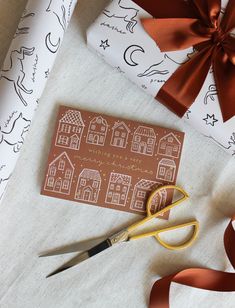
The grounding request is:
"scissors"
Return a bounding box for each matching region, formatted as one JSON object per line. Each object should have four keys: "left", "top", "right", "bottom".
{"left": 40, "top": 185, "right": 199, "bottom": 278}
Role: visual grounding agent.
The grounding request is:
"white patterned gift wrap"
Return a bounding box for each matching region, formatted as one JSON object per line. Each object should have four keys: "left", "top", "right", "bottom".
{"left": 0, "top": 0, "right": 77, "bottom": 202}
{"left": 87, "top": 0, "right": 235, "bottom": 157}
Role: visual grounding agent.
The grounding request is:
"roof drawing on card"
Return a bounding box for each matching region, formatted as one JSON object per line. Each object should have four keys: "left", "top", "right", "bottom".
{"left": 109, "top": 173, "right": 131, "bottom": 185}
{"left": 135, "top": 126, "right": 156, "bottom": 138}
{"left": 160, "top": 133, "right": 181, "bottom": 144}
{"left": 79, "top": 169, "right": 102, "bottom": 181}
{"left": 60, "top": 110, "right": 85, "bottom": 126}
{"left": 49, "top": 151, "right": 74, "bottom": 169}
{"left": 159, "top": 159, "right": 176, "bottom": 167}
{"left": 112, "top": 121, "right": 131, "bottom": 132}
{"left": 135, "top": 179, "right": 161, "bottom": 190}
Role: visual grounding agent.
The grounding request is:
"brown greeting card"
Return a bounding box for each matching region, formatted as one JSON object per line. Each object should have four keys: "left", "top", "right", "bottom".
{"left": 41, "top": 106, "right": 184, "bottom": 218}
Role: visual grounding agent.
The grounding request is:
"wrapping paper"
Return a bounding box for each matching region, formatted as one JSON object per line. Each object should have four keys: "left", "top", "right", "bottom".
{"left": 87, "top": 0, "right": 235, "bottom": 157}
{"left": 0, "top": 0, "right": 77, "bottom": 201}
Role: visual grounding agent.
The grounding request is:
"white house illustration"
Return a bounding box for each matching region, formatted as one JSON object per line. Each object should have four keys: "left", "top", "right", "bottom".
{"left": 156, "top": 159, "right": 176, "bottom": 182}
{"left": 56, "top": 110, "right": 85, "bottom": 150}
{"left": 44, "top": 152, "right": 74, "bottom": 195}
{"left": 131, "top": 126, "right": 156, "bottom": 156}
{"left": 110, "top": 121, "right": 131, "bottom": 148}
{"left": 158, "top": 133, "right": 181, "bottom": 158}
{"left": 86, "top": 116, "right": 108, "bottom": 146}
{"left": 75, "top": 169, "right": 101, "bottom": 203}
{"left": 130, "top": 179, "right": 165, "bottom": 213}
{"left": 105, "top": 173, "right": 131, "bottom": 206}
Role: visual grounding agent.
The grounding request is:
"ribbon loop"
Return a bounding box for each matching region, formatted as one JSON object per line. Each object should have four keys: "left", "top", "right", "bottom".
{"left": 142, "top": 0, "right": 235, "bottom": 122}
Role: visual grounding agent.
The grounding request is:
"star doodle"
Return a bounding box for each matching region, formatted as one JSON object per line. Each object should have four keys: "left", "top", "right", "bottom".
{"left": 100, "top": 39, "right": 110, "bottom": 50}
{"left": 203, "top": 114, "right": 219, "bottom": 126}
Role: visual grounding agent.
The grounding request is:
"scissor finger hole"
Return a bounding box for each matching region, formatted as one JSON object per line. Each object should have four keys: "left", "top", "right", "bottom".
{"left": 147, "top": 186, "right": 188, "bottom": 218}
{"left": 155, "top": 222, "right": 198, "bottom": 250}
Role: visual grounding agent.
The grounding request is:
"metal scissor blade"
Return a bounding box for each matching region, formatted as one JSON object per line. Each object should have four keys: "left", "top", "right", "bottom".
{"left": 39, "top": 237, "right": 106, "bottom": 257}
{"left": 46, "top": 251, "right": 90, "bottom": 278}
{"left": 46, "top": 238, "right": 113, "bottom": 278}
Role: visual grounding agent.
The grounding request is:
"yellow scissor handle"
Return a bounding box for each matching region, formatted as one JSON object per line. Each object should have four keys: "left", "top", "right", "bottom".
{"left": 127, "top": 185, "right": 189, "bottom": 233}
{"left": 130, "top": 221, "right": 199, "bottom": 250}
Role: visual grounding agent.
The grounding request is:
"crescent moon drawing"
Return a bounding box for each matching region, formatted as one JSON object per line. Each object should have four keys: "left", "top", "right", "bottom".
{"left": 45, "top": 33, "right": 61, "bottom": 53}
{"left": 123, "top": 45, "right": 145, "bottom": 66}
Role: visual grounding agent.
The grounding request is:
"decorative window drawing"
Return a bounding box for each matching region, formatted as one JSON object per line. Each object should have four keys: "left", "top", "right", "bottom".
{"left": 81, "top": 179, "right": 86, "bottom": 186}
{"left": 63, "top": 180, "right": 70, "bottom": 190}
{"left": 101, "top": 126, "right": 106, "bottom": 132}
{"left": 135, "top": 135, "right": 141, "bottom": 142}
{"left": 49, "top": 166, "right": 56, "bottom": 176}
{"left": 115, "top": 131, "right": 120, "bottom": 137}
{"left": 91, "top": 125, "right": 96, "bottom": 130}
{"left": 93, "top": 181, "right": 98, "bottom": 189}
{"left": 135, "top": 201, "right": 144, "bottom": 209}
{"left": 148, "top": 138, "right": 154, "bottom": 144}
{"left": 61, "top": 124, "right": 71, "bottom": 133}
{"left": 58, "top": 135, "right": 69, "bottom": 145}
{"left": 47, "top": 177, "right": 54, "bottom": 187}
{"left": 138, "top": 191, "right": 146, "bottom": 198}
{"left": 159, "top": 167, "right": 165, "bottom": 176}
{"left": 58, "top": 160, "right": 65, "bottom": 171}
{"left": 65, "top": 169, "right": 72, "bottom": 179}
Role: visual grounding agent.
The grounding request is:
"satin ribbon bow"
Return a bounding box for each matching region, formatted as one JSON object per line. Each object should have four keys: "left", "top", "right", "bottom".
{"left": 141, "top": 0, "right": 235, "bottom": 122}
{"left": 149, "top": 216, "right": 235, "bottom": 308}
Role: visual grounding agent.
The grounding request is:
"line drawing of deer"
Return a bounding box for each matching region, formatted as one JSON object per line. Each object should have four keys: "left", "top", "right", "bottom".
{"left": 45, "top": 0, "right": 69, "bottom": 53}
{"left": 103, "top": 0, "right": 139, "bottom": 33}
{"left": 0, "top": 113, "right": 31, "bottom": 153}
{"left": 204, "top": 85, "right": 217, "bottom": 105}
{"left": 138, "top": 61, "right": 169, "bottom": 77}
{"left": 46, "top": 0, "right": 67, "bottom": 31}
{"left": 0, "top": 47, "right": 35, "bottom": 106}
{"left": 14, "top": 10, "right": 35, "bottom": 38}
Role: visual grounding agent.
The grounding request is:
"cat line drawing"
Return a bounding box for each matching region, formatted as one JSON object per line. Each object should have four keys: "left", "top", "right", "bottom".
{"left": 0, "top": 47, "right": 35, "bottom": 106}
{"left": 0, "top": 113, "right": 31, "bottom": 153}
{"left": 103, "top": 0, "right": 139, "bottom": 33}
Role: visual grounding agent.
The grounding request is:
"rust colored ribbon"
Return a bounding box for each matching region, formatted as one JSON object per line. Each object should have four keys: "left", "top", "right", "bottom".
{"left": 149, "top": 216, "right": 235, "bottom": 308}
{"left": 138, "top": 0, "right": 235, "bottom": 122}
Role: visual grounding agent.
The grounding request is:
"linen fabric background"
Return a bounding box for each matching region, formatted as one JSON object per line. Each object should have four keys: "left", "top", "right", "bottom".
{"left": 0, "top": 1, "right": 234, "bottom": 307}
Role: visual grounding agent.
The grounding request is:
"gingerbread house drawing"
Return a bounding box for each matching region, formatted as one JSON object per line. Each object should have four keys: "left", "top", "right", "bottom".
{"left": 105, "top": 173, "right": 131, "bottom": 206}
{"left": 86, "top": 116, "right": 108, "bottom": 146}
{"left": 56, "top": 110, "right": 85, "bottom": 150}
{"left": 158, "top": 133, "right": 181, "bottom": 158}
{"left": 44, "top": 152, "right": 74, "bottom": 195}
{"left": 130, "top": 180, "right": 165, "bottom": 213}
{"left": 156, "top": 159, "right": 176, "bottom": 182}
{"left": 110, "top": 121, "right": 131, "bottom": 148}
{"left": 131, "top": 126, "right": 156, "bottom": 156}
{"left": 75, "top": 169, "right": 101, "bottom": 203}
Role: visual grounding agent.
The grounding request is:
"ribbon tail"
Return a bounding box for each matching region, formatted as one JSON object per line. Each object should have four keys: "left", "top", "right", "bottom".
{"left": 213, "top": 47, "right": 235, "bottom": 122}
{"left": 157, "top": 46, "right": 213, "bottom": 117}
{"left": 149, "top": 217, "right": 235, "bottom": 308}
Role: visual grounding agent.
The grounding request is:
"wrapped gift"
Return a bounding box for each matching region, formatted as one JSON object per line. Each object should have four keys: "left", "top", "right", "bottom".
{"left": 87, "top": 0, "right": 235, "bottom": 157}
{"left": 0, "top": 0, "right": 77, "bottom": 202}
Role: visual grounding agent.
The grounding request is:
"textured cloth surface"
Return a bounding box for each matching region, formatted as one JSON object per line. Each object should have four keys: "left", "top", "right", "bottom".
{"left": 0, "top": 1, "right": 234, "bottom": 308}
